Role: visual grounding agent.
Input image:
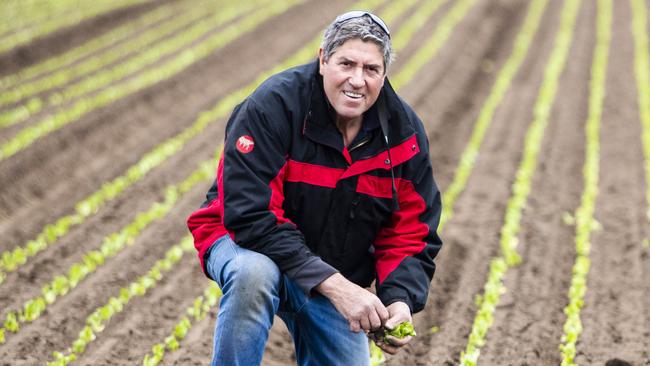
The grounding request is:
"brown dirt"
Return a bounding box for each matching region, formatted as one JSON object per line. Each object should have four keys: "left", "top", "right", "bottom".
{"left": 0, "top": 0, "right": 178, "bottom": 76}
{"left": 574, "top": 0, "right": 650, "bottom": 364}
{"left": 479, "top": 0, "right": 594, "bottom": 363}
{"left": 1, "top": 0, "right": 648, "bottom": 365}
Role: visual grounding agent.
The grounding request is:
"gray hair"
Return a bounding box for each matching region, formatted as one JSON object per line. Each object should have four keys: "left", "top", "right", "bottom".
{"left": 320, "top": 13, "right": 394, "bottom": 71}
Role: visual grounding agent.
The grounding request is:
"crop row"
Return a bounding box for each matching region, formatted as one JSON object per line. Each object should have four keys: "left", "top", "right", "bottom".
{"left": 0, "top": 0, "right": 236, "bottom": 111}
{"left": 0, "top": 0, "right": 186, "bottom": 90}
{"left": 0, "top": 0, "right": 115, "bottom": 36}
{"left": 0, "top": 0, "right": 269, "bottom": 127}
{"left": 392, "top": 0, "right": 476, "bottom": 89}
{"left": 0, "top": 0, "right": 125, "bottom": 31}
{"left": 47, "top": 236, "right": 198, "bottom": 366}
{"left": 437, "top": 0, "right": 549, "bottom": 232}
{"left": 0, "top": 0, "right": 302, "bottom": 161}
{"left": 141, "top": 282, "right": 222, "bottom": 366}
{"left": 0, "top": 160, "right": 214, "bottom": 344}
{"left": 0, "top": 0, "right": 151, "bottom": 54}
{"left": 459, "top": 0, "right": 581, "bottom": 364}
{"left": 631, "top": 0, "right": 650, "bottom": 225}
{"left": 559, "top": 0, "right": 610, "bottom": 364}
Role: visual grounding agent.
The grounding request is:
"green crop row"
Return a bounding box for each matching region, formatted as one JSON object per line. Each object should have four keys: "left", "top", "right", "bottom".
{"left": 46, "top": 236, "right": 196, "bottom": 366}
{"left": 0, "top": 0, "right": 302, "bottom": 161}
{"left": 0, "top": 0, "right": 234, "bottom": 111}
{"left": 559, "top": 0, "right": 610, "bottom": 364}
{"left": 0, "top": 161, "right": 214, "bottom": 343}
{"left": 0, "top": 0, "right": 108, "bottom": 36}
{"left": 459, "top": 0, "right": 581, "bottom": 364}
{"left": 391, "top": 0, "right": 477, "bottom": 90}
{"left": 372, "top": 0, "right": 488, "bottom": 362}
{"left": 438, "top": 0, "right": 549, "bottom": 231}
{"left": 389, "top": 0, "right": 448, "bottom": 51}
{"left": 141, "top": 282, "right": 222, "bottom": 366}
{"left": 0, "top": 1, "right": 185, "bottom": 90}
{"left": 0, "top": 0, "right": 152, "bottom": 54}
{"left": 0, "top": 0, "right": 383, "bottom": 291}
{"left": 631, "top": 0, "right": 650, "bottom": 223}
{"left": 0, "top": 0, "right": 270, "bottom": 128}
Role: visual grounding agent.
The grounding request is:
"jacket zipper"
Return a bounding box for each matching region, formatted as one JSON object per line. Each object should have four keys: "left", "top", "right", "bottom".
{"left": 348, "top": 135, "right": 371, "bottom": 153}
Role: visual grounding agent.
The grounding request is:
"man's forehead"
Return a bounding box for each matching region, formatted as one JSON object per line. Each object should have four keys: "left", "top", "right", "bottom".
{"left": 332, "top": 49, "right": 384, "bottom": 68}
{"left": 336, "top": 55, "right": 380, "bottom": 64}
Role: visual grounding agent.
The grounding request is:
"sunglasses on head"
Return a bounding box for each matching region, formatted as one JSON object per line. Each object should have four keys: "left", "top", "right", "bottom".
{"left": 333, "top": 11, "right": 391, "bottom": 38}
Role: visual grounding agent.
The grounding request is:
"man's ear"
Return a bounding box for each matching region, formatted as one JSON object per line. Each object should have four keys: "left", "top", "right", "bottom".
{"left": 318, "top": 48, "right": 325, "bottom": 76}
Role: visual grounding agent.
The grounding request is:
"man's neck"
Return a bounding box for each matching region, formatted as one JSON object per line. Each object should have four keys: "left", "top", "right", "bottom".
{"left": 337, "top": 116, "right": 362, "bottom": 147}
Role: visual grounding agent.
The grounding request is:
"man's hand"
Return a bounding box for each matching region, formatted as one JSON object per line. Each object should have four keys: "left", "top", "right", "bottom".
{"left": 315, "top": 273, "right": 389, "bottom": 333}
{"left": 373, "top": 301, "right": 412, "bottom": 355}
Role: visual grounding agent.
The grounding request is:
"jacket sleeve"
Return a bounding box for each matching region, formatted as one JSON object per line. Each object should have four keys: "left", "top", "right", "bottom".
{"left": 221, "top": 97, "right": 338, "bottom": 294}
{"left": 373, "top": 132, "right": 443, "bottom": 314}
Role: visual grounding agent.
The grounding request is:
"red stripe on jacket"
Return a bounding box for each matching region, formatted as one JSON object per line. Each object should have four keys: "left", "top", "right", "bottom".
{"left": 187, "top": 155, "right": 228, "bottom": 271}
{"left": 285, "top": 159, "right": 345, "bottom": 187}
{"left": 269, "top": 161, "right": 294, "bottom": 226}
{"left": 374, "top": 178, "right": 429, "bottom": 284}
{"left": 341, "top": 135, "right": 419, "bottom": 179}
{"left": 356, "top": 174, "right": 393, "bottom": 199}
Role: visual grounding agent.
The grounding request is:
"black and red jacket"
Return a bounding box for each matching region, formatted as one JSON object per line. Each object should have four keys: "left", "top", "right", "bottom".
{"left": 187, "top": 60, "right": 442, "bottom": 313}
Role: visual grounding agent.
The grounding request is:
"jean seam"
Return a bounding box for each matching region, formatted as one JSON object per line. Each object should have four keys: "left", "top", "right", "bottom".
{"left": 215, "top": 236, "right": 238, "bottom": 285}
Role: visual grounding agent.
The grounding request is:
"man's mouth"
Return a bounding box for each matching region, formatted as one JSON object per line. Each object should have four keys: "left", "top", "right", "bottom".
{"left": 343, "top": 90, "right": 363, "bottom": 99}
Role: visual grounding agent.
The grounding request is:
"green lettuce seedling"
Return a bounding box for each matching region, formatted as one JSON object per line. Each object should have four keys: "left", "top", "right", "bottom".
{"left": 373, "top": 321, "right": 416, "bottom": 344}
{"left": 385, "top": 322, "right": 416, "bottom": 339}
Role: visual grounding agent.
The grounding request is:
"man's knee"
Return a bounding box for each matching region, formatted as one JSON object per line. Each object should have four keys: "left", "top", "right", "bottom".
{"left": 229, "top": 252, "right": 280, "bottom": 291}
{"left": 221, "top": 249, "right": 281, "bottom": 310}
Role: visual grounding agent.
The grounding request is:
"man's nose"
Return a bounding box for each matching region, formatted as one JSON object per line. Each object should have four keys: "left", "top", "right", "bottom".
{"left": 348, "top": 68, "right": 364, "bottom": 88}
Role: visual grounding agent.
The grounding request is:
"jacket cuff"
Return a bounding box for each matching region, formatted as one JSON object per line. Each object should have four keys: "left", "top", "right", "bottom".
{"left": 377, "top": 287, "right": 415, "bottom": 314}
{"left": 286, "top": 257, "right": 338, "bottom": 295}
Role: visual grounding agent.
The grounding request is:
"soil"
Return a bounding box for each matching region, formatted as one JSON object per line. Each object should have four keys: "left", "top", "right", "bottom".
{"left": 0, "top": 0, "right": 648, "bottom": 365}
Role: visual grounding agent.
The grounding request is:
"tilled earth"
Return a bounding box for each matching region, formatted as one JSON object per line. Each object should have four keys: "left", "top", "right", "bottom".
{"left": 0, "top": 0, "right": 648, "bottom": 365}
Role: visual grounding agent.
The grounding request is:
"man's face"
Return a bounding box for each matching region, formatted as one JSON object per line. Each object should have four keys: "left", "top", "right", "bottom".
{"left": 319, "top": 39, "right": 386, "bottom": 123}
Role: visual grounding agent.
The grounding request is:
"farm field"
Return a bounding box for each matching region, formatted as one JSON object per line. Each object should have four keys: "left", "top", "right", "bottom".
{"left": 0, "top": 0, "right": 648, "bottom": 365}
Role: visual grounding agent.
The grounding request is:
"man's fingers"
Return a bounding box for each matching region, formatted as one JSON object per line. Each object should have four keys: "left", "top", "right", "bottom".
{"left": 360, "top": 316, "right": 372, "bottom": 332}
{"left": 384, "top": 334, "right": 412, "bottom": 347}
{"left": 377, "top": 335, "right": 412, "bottom": 355}
{"left": 368, "top": 310, "right": 382, "bottom": 330}
{"left": 377, "top": 341, "right": 400, "bottom": 355}
{"left": 349, "top": 320, "right": 361, "bottom": 333}
{"left": 377, "top": 303, "right": 390, "bottom": 323}
{"left": 384, "top": 314, "right": 409, "bottom": 330}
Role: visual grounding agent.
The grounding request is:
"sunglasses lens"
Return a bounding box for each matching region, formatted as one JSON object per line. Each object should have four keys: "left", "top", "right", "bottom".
{"left": 334, "top": 11, "right": 390, "bottom": 38}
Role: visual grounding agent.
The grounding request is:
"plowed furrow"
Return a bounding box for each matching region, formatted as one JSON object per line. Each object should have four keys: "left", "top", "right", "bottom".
{"left": 0, "top": 0, "right": 172, "bottom": 77}
{"left": 479, "top": 0, "right": 595, "bottom": 363}
{"left": 575, "top": 0, "right": 650, "bottom": 363}
{"left": 416, "top": 1, "right": 565, "bottom": 364}
{"left": 0, "top": 0, "right": 350, "bottom": 242}
{"left": 0, "top": 189, "right": 204, "bottom": 362}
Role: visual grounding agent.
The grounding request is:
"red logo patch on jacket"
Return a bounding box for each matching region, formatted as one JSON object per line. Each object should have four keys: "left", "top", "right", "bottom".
{"left": 236, "top": 135, "right": 254, "bottom": 154}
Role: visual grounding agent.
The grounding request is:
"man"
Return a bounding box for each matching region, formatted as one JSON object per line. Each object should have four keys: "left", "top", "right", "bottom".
{"left": 187, "top": 10, "right": 442, "bottom": 366}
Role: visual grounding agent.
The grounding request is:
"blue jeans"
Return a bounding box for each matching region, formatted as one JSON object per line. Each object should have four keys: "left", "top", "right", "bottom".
{"left": 205, "top": 234, "right": 370, "bottom": 366}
